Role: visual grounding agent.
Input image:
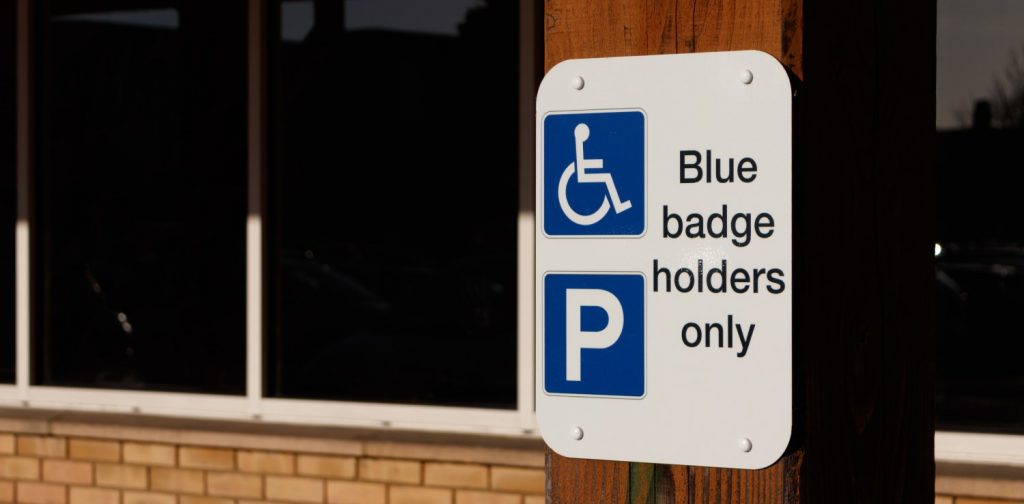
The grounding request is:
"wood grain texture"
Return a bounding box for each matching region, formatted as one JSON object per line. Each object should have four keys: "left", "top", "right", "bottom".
{"left": 545, "top": 0, "right": 797, "bottom": 72}
{"left": 795, "top": 0, "right": 936, "bottom": 500}
{"left": 548, "top": 451, "right": 629, "bottom": 503}
{"left": 544, "top": 0, "right": 935, "bottom": 501}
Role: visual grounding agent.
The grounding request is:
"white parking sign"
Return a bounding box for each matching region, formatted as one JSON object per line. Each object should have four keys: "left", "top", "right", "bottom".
{"left": 536, "top": 51, "right": 793, "bottom": 469}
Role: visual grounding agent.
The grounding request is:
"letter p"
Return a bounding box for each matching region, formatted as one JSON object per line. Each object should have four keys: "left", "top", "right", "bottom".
{"left": 565, "top": 288, "right": 624, "bottom": 381}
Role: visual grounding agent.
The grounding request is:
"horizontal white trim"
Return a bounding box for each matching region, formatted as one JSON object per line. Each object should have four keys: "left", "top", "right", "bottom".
{"left": 6, "top": 386, "right": 249, "bottom": 418}
{"left": 0, "top": 385, "right": 537, "bottom": 437}
{"left": 0, "top": 385, "right": 18, "bottom": 402}
{"left": 936, "top": 430, "right": 1024, "bottom": 467}
{"left": 259, "top": 398, "right": 531, "bottom": 435}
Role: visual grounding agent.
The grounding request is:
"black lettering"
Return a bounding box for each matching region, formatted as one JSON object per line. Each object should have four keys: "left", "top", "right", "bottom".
{"left": 680, "top": 150, "right": 702, "bottom": 183}
{"left": 731, "top": 212, "right": 752, "bottom": 247}
{"left": 704, "top": 322, "right": 723, "bottom": 348}
{"left": 737, "top": 157, "right": 757, "bottom": 182}
{"left": 707, "top": 260, "right": 727, "bottom": 293}
{"left": 730, "top": 268, "right": 750, "bottom": 293}
{"left": 663, "top": 206, "right": 682, "bottom": 238}
{"left": 684, "top": 214, "right": 705, "bottom": 238}
{"left": 697, "top": 259, "right": 704, "bottom": 292}
{"left": 753, "top": 268, "right": 767, "bottom": 293}
{"left": 715, "top": 157, "right": 734, "bottom": 183}
{"left": 767, "top": 268, "right": 786, "bottom": 293}
{"left": 727, "top": 314, "right": 734, "bottom": 348}
{"left": 674, "top": 267, "right": 694, "bottom": 292}
{"left": 707, "top": 205, "right": 728, "bottom": 238}
{"left": 653, "top": 259, "right": 672, "bottom": 292}
{"left": 681, "top": 323, "right": 702, "bottom": 347}
{"left": 755, "top": 213, "right": 775, "bottom": 239}
{"left": 706, "top": 150, "right": 713, "bottom": 183}
{"left": 736, "top": 323, "right": 755, "bottom": 357}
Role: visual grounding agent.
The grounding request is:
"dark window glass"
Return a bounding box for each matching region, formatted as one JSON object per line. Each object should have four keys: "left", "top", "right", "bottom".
{"left": 936, "top": 0, "right": 1024, "bottom": 432}
{"left": 34, "top": 0, "right": 247, "bottom": 394}
{"left": 267, "top": 0, "right": 519, "bottom": 408}
{"left": 0, "top": 0, "right": 14, "bottom": 382}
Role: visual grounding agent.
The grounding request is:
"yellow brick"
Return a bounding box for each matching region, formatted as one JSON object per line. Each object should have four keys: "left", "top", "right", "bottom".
{"left": 151, "top": 468, "right": 204, "bottom": 494}
{"left": 523, "top": 498, "right": 542, "bottom": 504}
{"left": 325, "top": 481, "right": 383, "bottom": 504}
{"left": 179, "top": 497, "right": 233, "bottom": 504}
{"left": 95, "top": 464, "right": 147, "bottom": 489}
{"left": 42, "top": 460, "right": 92, "bottom": 485}
{"left": 123, "top": 444, "right": 175, "bottom": 467}
{"left": 0, "top": 457, "right": 40, "bottom": 480}
{"left": 207, "top": 473, "right": 262, "bottom": 499}
{"left": 16, "top": 483, "right": 65, "bottom": 504}
{"left": 0, "top": 435, "right": 16, "bottom": 455}
{"left": 955, "top": 500, "right": 1022, "bottom": 504}
{"left": 238, "top": 452, "right": 293, "bottom": 475}
{"left": 295, "top": 457, "right": 353, "bottom": 480}
{"left": 424, "top": 464, "right": 487, "bottom": 489}
{"left": 178, "top": 448, "right": 234, "bottom": 470}
{"left": 124, "top": 491, "right": 176, "bottom": 504}
{"left": 455, "top": 491, "right": 519, "bottom": 504}
{"left": 357, "top": 460, "right": 420, "bottom": 484}
{"left": 17, "top": 437, "right": 66, "bottom": 459}
{"left": 490, "top": 468, "right": 543, "bottom": 494}
{"left": 68, "top": 488, "right": 118, "bottom": 504}
{"left": 265, "top": 477, "right": 322, "bottom": 504}
{"left": 0, "top": 481, "right": 14, "bottom": 503}
{"left": 388, "top": 486, "right": 450, "bottom": 504}
{"left": 69, "top": 440, "right": 119, "bottom": 463}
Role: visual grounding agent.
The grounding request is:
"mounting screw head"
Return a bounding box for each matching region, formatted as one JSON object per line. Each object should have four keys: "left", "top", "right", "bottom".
{"left": 739, "top": 437, "right": 753, "bottom": 452}
{"left": 740, "top": 69, "right": 754, "bottom": 85}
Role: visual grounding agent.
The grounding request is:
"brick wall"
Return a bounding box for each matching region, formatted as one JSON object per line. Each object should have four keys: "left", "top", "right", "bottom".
{"left": 0, "top": 411, "right": 1021, "bottom": 503}
{"left": 935, "top": 462, "right": 1024, "bottom": 504}
{"left": 0, "top": 432, "right": 544, "bottom": 504}
{"left": 936, "top": 498, "right": 1023, "bottom": 504}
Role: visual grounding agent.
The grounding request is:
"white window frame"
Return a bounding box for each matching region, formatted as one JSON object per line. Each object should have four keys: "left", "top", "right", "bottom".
{"left": 3, "top": 0, "right": 539, "bottom": 438}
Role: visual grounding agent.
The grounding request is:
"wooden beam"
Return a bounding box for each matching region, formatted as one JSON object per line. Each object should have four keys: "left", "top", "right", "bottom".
{"left": 543, "top": 0, "right": 934, "bottom": 501}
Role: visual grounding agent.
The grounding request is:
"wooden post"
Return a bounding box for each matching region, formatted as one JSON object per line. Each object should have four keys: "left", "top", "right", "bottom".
{"left": 544, "top": 0, "right": 935, "bottom": 502}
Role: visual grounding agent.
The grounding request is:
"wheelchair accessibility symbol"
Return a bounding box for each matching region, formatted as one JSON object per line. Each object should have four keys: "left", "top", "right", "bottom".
{"left": 543, "top": 111, "right": 645, "bottom": 236}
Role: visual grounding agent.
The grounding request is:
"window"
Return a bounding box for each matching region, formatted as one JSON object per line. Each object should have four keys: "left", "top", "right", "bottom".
{"left": 936, "top": 0, "right": 1024, "bottom": 434}
{"left": 4, "top": 0, "right": 537, "bottom": 433}
{"left": 0, "top": 0, "right": 13, "bottom": 383}
{"left": 33, "top": 0, "right": 248, "bottom": 394}
{"left": 265, "top": 0, "right": 521, "bottom": 408}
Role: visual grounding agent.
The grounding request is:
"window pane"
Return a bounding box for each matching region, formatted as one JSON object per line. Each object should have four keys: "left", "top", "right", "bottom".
{"left": 34, "top": 0, "right": 247, "bottom": 394}
{"left": 0, "top": 0, "right": 14, "bottom": 383}
{"left": 267, "top": 0, "right": 519, "bottom": 408}
{"left": 936, "top": 0, "right": 1024, "bottom": 432}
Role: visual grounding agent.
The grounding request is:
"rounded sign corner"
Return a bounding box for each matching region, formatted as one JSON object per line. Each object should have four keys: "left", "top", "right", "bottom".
{"left": 743, "top": 420, "right": 794, "bottom": 470}
{"left": 536, "top": 59, "right": 581, "bottom": 107}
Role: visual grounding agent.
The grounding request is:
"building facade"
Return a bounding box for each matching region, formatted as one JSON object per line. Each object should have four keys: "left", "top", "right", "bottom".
{"left": 1, "top": 0, "right": 1023, "bottom": 502}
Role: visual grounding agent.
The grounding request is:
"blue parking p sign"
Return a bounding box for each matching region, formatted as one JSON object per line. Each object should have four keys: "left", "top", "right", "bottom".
{"left": 543, "top": 111, "right": 645, "bottom": 236}
{"left": 544, "top": 273, "right": 645, "bottom": 398}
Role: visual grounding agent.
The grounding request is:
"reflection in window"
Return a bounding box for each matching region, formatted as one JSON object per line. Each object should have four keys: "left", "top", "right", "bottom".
{"left": 936, "top": 0, "right": 1024, "bottom": 432}
{"left": 33, "top": 0, "right": 247, "bottom": 393}
{"left": 0, "top": 0, "right": 14, "bottom": 383}
{"left": 267, "top": 0, "right": 519, "bottom": 408}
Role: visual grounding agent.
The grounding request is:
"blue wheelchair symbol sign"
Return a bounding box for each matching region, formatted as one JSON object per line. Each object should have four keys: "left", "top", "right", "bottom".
{"left": 543, "top": 111, "right": 645, "bottom": 236}
{"left": 544, "top": 273, "right": 645, "bottom": 397}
